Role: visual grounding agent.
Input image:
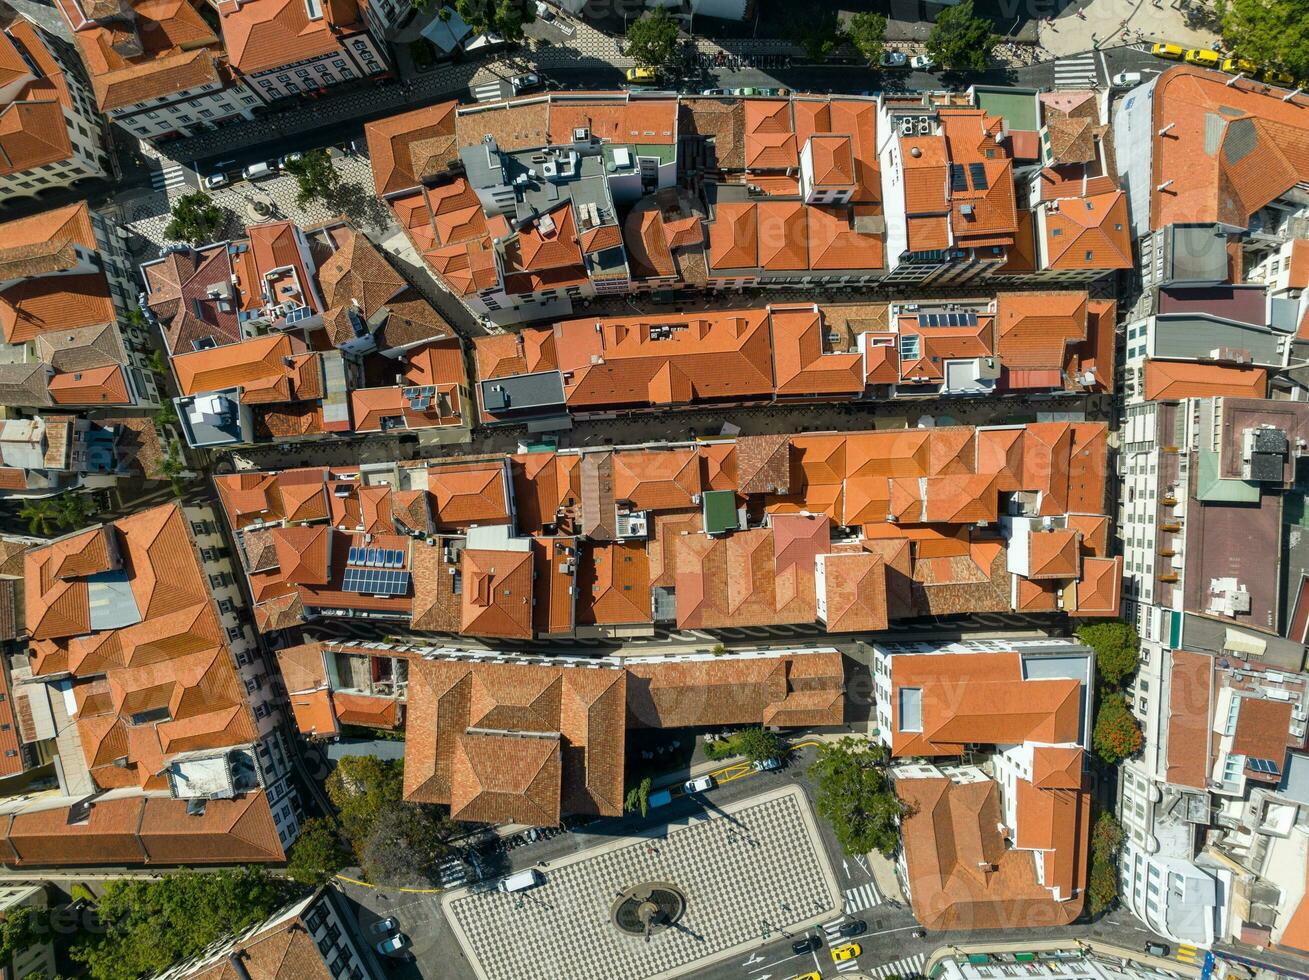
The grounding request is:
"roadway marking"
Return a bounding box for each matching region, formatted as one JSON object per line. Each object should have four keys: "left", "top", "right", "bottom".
{"left": 843, "top": 881, "right": 881, "bottom": 913}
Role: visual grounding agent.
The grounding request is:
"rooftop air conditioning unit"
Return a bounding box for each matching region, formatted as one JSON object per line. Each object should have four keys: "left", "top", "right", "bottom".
{"left": 916, "top": 117, "right": 932, "bottom": 135}
{"left": 573, "top": 127, "right": 590, "bottom": 142}
{"left": 899, "top": 117, "right": 915, "bottom": 136}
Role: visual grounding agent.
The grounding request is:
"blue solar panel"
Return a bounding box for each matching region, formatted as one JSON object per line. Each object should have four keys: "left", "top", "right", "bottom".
{"left": 1249, "top": 757, "right": 1281, "bottom": 775}
{"left": 342, "top": 567, "right": 411, "bottom": 596}
{"left": 348, "top": 547, "right": 359, "bottom": 564}
{"left": 284, "top": 305, "right": 313, "bottom": 325}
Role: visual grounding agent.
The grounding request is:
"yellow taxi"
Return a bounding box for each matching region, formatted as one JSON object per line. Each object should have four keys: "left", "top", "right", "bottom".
{"left": 786, "top": 974, "right": 820, "bottom": 980}
{"left": 625, "top": 67, "right": 656, "bottom": 83}
{"left": 1151, "top": 42, "right": 1184, "bottom": 60}
{"left": 832, "top": 942, "right": 862, "bottom": 963}
{"left": 1183, "top": 48, "right": 1222, "bottom": 67}
{"left": 1262, "top": 67, "right": 1296, "bottom": 86}
{"left": 1221, "top": 56, "right": 1258, "bottom": 74}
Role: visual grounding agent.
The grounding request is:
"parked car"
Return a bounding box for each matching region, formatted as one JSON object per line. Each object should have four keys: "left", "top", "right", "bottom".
{"left": 1144, "top": 942, "right": 1170, "bottom": 957}
{"left": 1262, "top": 66, "right": 1296, "bottom": 86}
{"left": 701, "top": 87, "right": 726, "bottom": 95}
{"left": 626, "top": 67, "right": 656, "bottom": 83}
{"left": 376, "top": 934, "right": 409, "bottom": 955}
{"left": 911, "top": 928, "right": 927, "bottom": 938}
{"left": 837, "top": 919, "right": 867, "bottom": 937}
{"left": 1110, "top": 71, "right": 1142, "bottom": 89}
{"left": 791, "top": 935, "right": 821, "bottom": 955}
{"left": 683, "top": 774, "right": 715, "bottom": 794}
{"left": 511, "top": 72, "right": 542, "bottom": 93}
{"left": 203, "top": 171, "right": 231, "bottom": 190}
{"left": 278, "top": 152, "right": 303, "bottom": 169}
{"left": 910, "top": 54, "right": 935, "bottom": 70}
{"left": 370, "top": 917, "right": 398, "bottom": 936}
{"left": 1221, "top": 56, "right": 1258, "bottom": 74}
{"left": 785, "top": 974, "right": 820, "bottom": 980}
{"left": 241, "top": 160, "right": 277, "bottom": 181}
{"left": 879, "top": 51, "right": 908, "bottom": 69}
{"left": 1151, "top": 42, "right": 1184, "bottom": 60}
{"left": 1183, "top": 48, "right": 1221, "bottom": 67}
{"left": 831, "top": 942, "right": 862, "bottom": 963}
{"left": 752, "top": 757, "right": 783, "bottom": 772}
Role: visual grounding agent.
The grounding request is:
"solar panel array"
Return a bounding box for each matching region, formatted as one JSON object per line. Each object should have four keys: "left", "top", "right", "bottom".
{"left": 1248, "top": 757, "right": 1281, "bottom": 775}
{"left": 284, "top": 305, "right": 314, "bottom": 325}
{"left": 968, "top": 162, "right": 989, "bottom": 190}
{"left": 347, "top": 546, "right": 406, "bottom": 568}
{"left": 917, "top": 312, "right": 980, "bottom": 328}
{"left": 342, "top": 567, "right": 411, "bottom": 596}
{"left": 402, "top": 385, "right": 436, "bottom": 411}
{"left": 949, "top": 164, "right": 967, "bottom": 192}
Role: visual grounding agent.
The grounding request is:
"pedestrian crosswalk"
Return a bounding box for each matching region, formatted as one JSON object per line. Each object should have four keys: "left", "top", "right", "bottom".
{"left": 842, "top": 880, "right": 881, "bottom": 913}
{"left": 150, "top": 165, "right": 187, "bottom": 191}
{"left": 1054, "top": 54, "right": 1099, "bottom": 89}
{"left": 469, "top": 80, "right": 510, "bottom": 103}
{"left": 868, "top": 952, "right": 927, "bottom": 978}
{"left": 1175, "top": 943, "right": 1199, "bottom": 964}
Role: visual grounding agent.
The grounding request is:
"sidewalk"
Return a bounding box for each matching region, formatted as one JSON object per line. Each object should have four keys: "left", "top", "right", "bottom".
{"left": 1037, "top": 0, "right": 1217, "bottom": 56}
{"left": 924, "top": 938, "right": 1202, "bottom": 978}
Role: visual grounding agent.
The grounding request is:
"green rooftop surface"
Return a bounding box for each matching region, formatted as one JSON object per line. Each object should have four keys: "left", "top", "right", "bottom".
{"left": 702, "top": 490, "right": 739, "bottom": 535}
{"left": 973, "top": 88, "right": 1039, "bottom": 133}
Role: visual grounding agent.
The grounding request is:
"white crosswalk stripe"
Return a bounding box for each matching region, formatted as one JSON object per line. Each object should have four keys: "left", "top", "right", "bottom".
{"left": 842, "top": 881, "right": 880, "bottom": 914}
{"left": 823, "top": 917, "right": 847, "bottom": 941}
{"left": 836, "top": 953, "right": 861, "bottom": 972}
{"left": 1054, "top": 54, "right": 1098, "bottom": 89}
{"left": 868, "top": 953, "right": 927, "bottom": 978}
{"left": 150, "top": 165, "right": 187, "bottom": 190}
{"left": 470, "top": 81, "right": 509, "bottom": 103}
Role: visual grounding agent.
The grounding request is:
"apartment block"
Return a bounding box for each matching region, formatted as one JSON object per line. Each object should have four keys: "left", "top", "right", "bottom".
{"left": 140, "top": 220, "right": 467, "bottom": 449}
{"left": 0, "top": 502, "right": 301, "bottom": 867}
{"left": 0, "top": 4, "right": 109, "bottom": 205}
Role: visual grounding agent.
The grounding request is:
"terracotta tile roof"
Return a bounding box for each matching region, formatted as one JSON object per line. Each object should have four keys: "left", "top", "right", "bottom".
{"left": 48, "top": 364, "right": 131, "bottom": 405}
{"left": 1, "top": 271, "right": 115, "bottom": 343}
{"left": 807, "top": 205, "right": 884, "bottom": 270}
{"left": 769, "top": 305, "right": 864, "bottom": 396}
{"left": 460, "top": 548, "right": 533, "bottom": 638}
{"left": 185, "top": 900, "right": 334, "bottom": 980}
{"left": 678, "top": 97, "right": 744, "bottom": 170}
{"left": 736, "top": 433, "right": 792, "bottom": 495}
{"left": 1166, "top": 650, "right": 1213, "bottom": 789}
{"left": 426, "top": 461, "right": 510, "bottom": 530}
{"left": 275, "top": 641, "right": 327, "bottom": 693}
{"left": 896, "top": 776, "right": 1084, "bottom": 932}
{"left": 577, "top": 542, "right": 650, "bottom": 625}
{"left": 0, "top": 100, "right": 72, "bottom": 176}
{"left": 333, "top": 691, "right": 399, "bottom": 729}
{"left": 820, "top": 551, "right": 887, "bottom": 632}
{"left": 454, "top": 98, "right": 551, "bottom": 153}
{"left": 171, "top": 333, "right": 316, "bottom": 399}
{"left": 744, "top": 99, "right": 797, "bottom": 169}
{"left": 218, "top": 0, "right": 345, "bottom": 74}
{"left": 708, "top": 202, "right": 757, "bottom": 270}
{"left": 316, "top": 227, "right": 405, "bottom": 317}
{"left": 254, "top": 590, "right": 305, "bottom": 631}
{"left": 994, "top": 291, "right": 1087, "bottom": 382}
{"left": 511, "top": 453, "right": 580, "bottom": 533}
{"left": 756, "top": 201, "right": 808, "bottom": 270}
{"left": 1143, "top": 360, "right": 1267, "bottom": 401}
{"left": 1042, "top": 191, "right": 1131, "bottom": 270}
{"left": 1149, "top": 66, "right": 1309, "bottom": 230}
{"left": 531, "top": 536, "right": 577, "bottom": 636}
{"left": 270, "top": 525, "right": 331, "bottom": 585}
{"left": 366, "top": 100, "right": 457, "bottom": 195}
{"left": 1068, "top": 556, "right": 1121, "bottom": 617}
{"left": 887, "top": 651, "right": 1082, "bottom": 757}
{"left": 807, "top": 134, "right": 856, "bottom": 188}
{"left": 1231, "top": 696, "right": 1293, "bottom": 765}
{"left": 403, "top": 657, "right": 625, "bottom": 821}
{"left": 1033, "top": 746, "right": 1084, "bottom": 789}
{"left": 612, "top": 448, "right": 701, "bottom": 510}
{"left": 1027, "top": 528, "right": 1081, "bottom": 580}
{"left": 546, "top": 96, "right": 676, "bottom": 147}
{"left": 625, "top": 650, "right": 844, "bottom": 729}
{"left": 138, "top": 792, "right": 285, "bottom": 863}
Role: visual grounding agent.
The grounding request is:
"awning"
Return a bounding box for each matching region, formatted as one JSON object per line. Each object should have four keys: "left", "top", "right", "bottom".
{"left": 1223, "top": 627, "right": 1267, "bottom": 658}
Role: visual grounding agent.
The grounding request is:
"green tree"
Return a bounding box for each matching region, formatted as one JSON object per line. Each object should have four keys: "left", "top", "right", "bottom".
{"left": 1088, "top": 857, "right": 1118, "bottom": 915}
{"left": 70, "top": 868, "right": 288, "bottom": 980}
{"left": 154, "top": 399, "right": 178, "bottom": 428}
{"left": 790, "top": 10, "right": 846, "bottom": 62}
{"left": 18, "top": 499, "right": 59, "bottom": 536}
{"left": 731, "top": 727, "right": 782, "bottom": 764}
{"left": 1087, "top": 811, "right": 1123, "bottom": 914}
{"left": 145, "top": 349, "right": 167, "bottom": 377}
{"left": 624, "top": 8, "right": 679, "bottom": 70}
{"left": 811, "top": 737, "right": 902, "bottom": 857}
{"left": 925, "top": 0, "right": 996, "bottom": 71}
{"left": 287, "top": 817, "right": 350, "bottom": 887}
{"left": 0, "top": 904, "right": 44, "bottom": 967}
{"left": 1093, "top": 692, "right": 1143, "bottom": 764}
{"left": 283, "top": 149, "right": 342, "bottom": 208}
{"left": 124, "top": 306, "right": 147, "bottom": 329}
{"left": 325, "top": 755, "right": 405, "bottom": 852}
{"left": 451, "top": 0, "right": 535, "bottom": 42}
{"left": 848, "top": 11, "right": 888, "bottom": 66}
{"left": 1218, "top": 0, "right": 1309, "bottom": 79}
{"left": 1092, "top": 811, "right": 1124, "bottom": 855}
{"left": 1077, "top": 621, "right": 1140, "bottom": 689}
{"left": 625, "top": 775, "right": 653, "bottom": 817}
{"left": 55, "top": 492, "right": 94, "bottom": 531}
{"left": 164, "top": 192, "right": 227, "bottom": 245}
{"left": 361, "top": 803, "right": 455, "bottom": 887}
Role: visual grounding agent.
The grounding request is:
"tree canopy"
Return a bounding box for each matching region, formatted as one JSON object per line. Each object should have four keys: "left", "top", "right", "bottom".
{"left": 1087, "top": 811, "right": 1124, "bottom": 915}
{"left": 847, "top": 11, "right": 888, "bottom": 66}
{"left": 1219, "top": 0, "right": 1309, "bottom": 78}
{"left": 70, "top": 868, "right": 290, "bottom": 980}
{"left": 790, "top": 10, "right": 846, "bottom": 62}
{"left": 286, "top": 816, "right": 350, "bottom": 887}
{"left": 452, "top": 0, "right": 534, "bottom": 42}
{"left": 1077, "top": 621, "right": 1140, "bottom": 689}
{"left": 731, "top": 727, "right": 783, "bottom": 764}
{"left": 625, "top": 8, "right": 679, "bottom": 70}
{"left": 1093, "top": 692, "right": 1143, "bottom": 764}
{"left": 0, "top": 904, "right": 45, "bottom": 967}
{"left": 165, "top": 192, "right": 227, "bottom": 245}
{"left": 326, "top": 754, "right": 405, "bottom": 848}
{"left": 811, "top": 737, "right": 902, "bottom": 857}
{"left": 283, "top": 149, "right": 342, "bottom": 208}
{"left": 925, "top": 0, "right": 996, "bottom": 71}
{"left": 360, "top": 803, "right": 455, "bottom": 887}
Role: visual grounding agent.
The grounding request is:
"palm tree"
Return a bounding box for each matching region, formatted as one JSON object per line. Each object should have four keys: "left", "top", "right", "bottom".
{"left": 55, "top": 492, "right": 94, "bottom": 530}
{"left": 18, "top": 499, "right": 58, "bottom": 536}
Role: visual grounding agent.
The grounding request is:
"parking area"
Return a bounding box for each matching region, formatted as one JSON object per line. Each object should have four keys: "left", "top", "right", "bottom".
{"left": 441, "top": 785, "right": 841, "bottom": 980}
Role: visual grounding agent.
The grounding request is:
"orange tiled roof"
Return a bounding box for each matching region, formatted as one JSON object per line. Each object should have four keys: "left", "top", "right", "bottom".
{"left": 218, "top": 0, "right": 346, "bottom": 75}
{"left": 460, "top": 548, "right": 533, "bottom": 638}
{"left": 577, "top": 541, "right": 651, "bottom": 625}
{"left": 426, "top": 461, "right": 510, "bottom": 530}
{"left": 820, "top": 551, "right": 887, "bottom": 632}
{"left": 807, "top": 134, "right": 856, "bottom": 188}
{"left": 366, "top": 100, "right": 457, "bottom": 196}
{"left": 611, "top": 448, "right": 701, "bottom": 510}
{"left": 770, "top": 305, "right": 865, "bottom": 397}
{"left": 1042, "top": 191, "right": 1132, "bottom": 270}
{"left": 1027, "top": 528, "right": 1081, "bottom": 580}
{"left": 708, "top": 202, "right": 757, "bottom": 270}
{"left": 1143, "top": 360, "right": 1268, "bottom": 401}
{"left": 1166, "top": 650, "right": 1213, "bottom": 790}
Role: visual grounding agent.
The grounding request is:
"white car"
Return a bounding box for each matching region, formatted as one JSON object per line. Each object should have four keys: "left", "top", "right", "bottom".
{"left": 910, "top": 54, "right": 936, "bottom": 70}
{"left": 1111, "top": 70, "right": 1143, "bottom": 89}
{"left": 683, "top": 774, "right": 716, "bottom": 794}
{"left": 203, "top": 172, "right": 230, "bottom": 190}
{"left": 278, "top": 152, "right": 303, "bottom": 168}
{"left": 241, "top": 160, "right": 277, "bottom": 182}
{"left": 879, "top": 51, "right": 908, "bottom": 69}
{"left": 376, "top": 933, "right": 409, "bottom": 955}
{"left": 370, "top": 916, "right": 398, "bottom": 936}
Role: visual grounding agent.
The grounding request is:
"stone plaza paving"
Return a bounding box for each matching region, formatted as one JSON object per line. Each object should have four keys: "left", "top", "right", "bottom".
{"left": 442, "top": 786, "right": 841, "bottom": 980}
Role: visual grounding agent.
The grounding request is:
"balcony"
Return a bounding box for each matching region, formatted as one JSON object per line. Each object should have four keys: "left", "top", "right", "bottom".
{"left": 1159, "top": 573, "right": 1180, "bottom": 583}
{"left": 1162, "top": 522, "right": 1182, "bottom": 533}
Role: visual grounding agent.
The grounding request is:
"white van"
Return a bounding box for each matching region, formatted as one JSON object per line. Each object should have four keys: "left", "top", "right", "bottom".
{"left": 241, "top": 161, "right": 276, "bottom": 182}
{"left": 499, "top": 869, "right": 543, "bottom": 893}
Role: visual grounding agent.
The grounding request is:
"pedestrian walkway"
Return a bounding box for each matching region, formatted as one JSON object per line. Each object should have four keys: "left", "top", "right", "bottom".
{"left": 868, "top": 952, "right": 926, "bottom": 978}
{"left": 843, "top": 881, "right": 882, "bottom": 914}
{"left": 1054, "top": 53, "right": 1098, "bottom": 88}
{"left": 150, "top": 165, "right": 187, "bottom": 191}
